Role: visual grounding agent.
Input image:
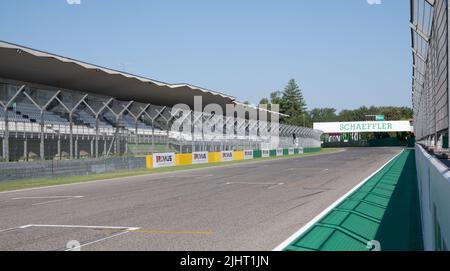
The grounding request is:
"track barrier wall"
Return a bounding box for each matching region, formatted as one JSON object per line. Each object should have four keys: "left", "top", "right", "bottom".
{"left": 234, "top": 151, "right": 245, "bottom": 161}
{"left": 208, "top": 152, "right": 222, "bottom": 164}
{"left": 145, "top": 148, "right": 317, "bottom": 170}
{"left": 270, "top": 150, "right": 277, "bottom": 157}
{"left": 0, "top": 147, "right": 321, "bottom": 182}
{"left": 244, "top": 150, "right": 254, "bottom": 160}
{"left": 415, "top": 144, "right": 450, "bottom": 251}
{"left": 175, "top": 153, "right": 192, "bottom": 166}
{"left": 0, "top": 157, "right": 147, "bottom": 182}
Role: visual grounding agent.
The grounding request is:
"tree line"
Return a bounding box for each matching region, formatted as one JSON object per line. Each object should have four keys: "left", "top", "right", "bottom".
{"left": 256, "top": 79, "right": 413, "bottom": 128}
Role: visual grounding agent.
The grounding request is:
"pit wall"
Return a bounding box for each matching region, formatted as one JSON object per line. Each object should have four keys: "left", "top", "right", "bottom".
{"left": 415, "top": 144, "right": 450, "bottom": 251}
{"left": 146, "top": 148, "right": 309, "bottom": 170}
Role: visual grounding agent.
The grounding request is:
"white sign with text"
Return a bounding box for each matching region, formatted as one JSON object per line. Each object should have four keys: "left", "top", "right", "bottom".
{"left": 244, "top": 150, "right": 254, "bottom": 160}
{"left": 221, "top": 151, "right": 234, "bottom": 161}
{"left": 192, "top": 152, "right": 209, "bottom": 164}
{"left": 153, "top": 153, "right": 175, "bottom": 168}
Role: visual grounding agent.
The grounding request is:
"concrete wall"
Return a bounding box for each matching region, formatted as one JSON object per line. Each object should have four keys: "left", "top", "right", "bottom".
{"left": 415, "top": 144, "right": 450, "bottom": 251}
{"left": 0, "top": 156, "right": 146, "bottom": 182}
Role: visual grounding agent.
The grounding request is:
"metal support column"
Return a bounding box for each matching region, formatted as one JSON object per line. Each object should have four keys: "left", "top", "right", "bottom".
{"left": 69, "top": 113, "right": 73, "bottom": 159}
{"left": 40, "top": 112, "right": 44, "bottom": 160}
{"left": 23, "top": 137, "right": 27, "bottom": 161}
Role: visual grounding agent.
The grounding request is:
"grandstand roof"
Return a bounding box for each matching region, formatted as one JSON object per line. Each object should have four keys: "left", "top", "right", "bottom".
{"left": 0, "top": 40, "right": 238, "bottom": 109}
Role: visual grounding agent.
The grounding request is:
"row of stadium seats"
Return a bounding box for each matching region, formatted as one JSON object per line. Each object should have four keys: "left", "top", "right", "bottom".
{"left": 0, "top": 99, "right": 168, "bottom": 136}
{"left": 10, "top": 100, "right": 68, "bottom": 124}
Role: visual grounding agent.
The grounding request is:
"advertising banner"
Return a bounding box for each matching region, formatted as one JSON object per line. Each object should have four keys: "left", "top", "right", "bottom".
{"left": 262, "top": 149, "right": 270, "bottom": 158}
{"left": 221, "top": 151, "right": 234, "bottom": 161}
{"left": 153, "top": 153, "right": 175, "bottom": 168}
{"left": 192, "top": 152, "right": 209, "bottom": 164}
{"left": 288, "top": 148, "right": 295, "bottom": 155}
{"left": 276, "top": 149, "right": 284, "bottom": 157}
{"left": 313, "top": 121, "right": 412, "bottom": 133}
{"left": 244, "top": 150, "right": 254, "bottom": 160}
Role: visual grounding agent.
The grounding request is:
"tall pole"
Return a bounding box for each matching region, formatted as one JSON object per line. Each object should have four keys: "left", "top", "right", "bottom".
{"left": 3, "top": 108, "right": 9, "bottom": 162}
{"left": 135, "top": 119, "right": 138, "bottom": 154}
{"left": 40, "top": 111, "right": 45, "bottom": 160}
{"left": 69, "top": 113, "right": 73, "bottom": 159}
{"left": 95, "top": 117, "right": 99, "bottom": 158}
{"left": 151, "top": 120, "right": 155, "bottom": 153}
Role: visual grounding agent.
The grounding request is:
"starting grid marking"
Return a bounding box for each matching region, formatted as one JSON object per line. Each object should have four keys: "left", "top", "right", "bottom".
{"left": 0, "top": 224, "right": 140, "bottom": 251}
{"left": 0, "top": 224, "right": 212, "bottom": 251}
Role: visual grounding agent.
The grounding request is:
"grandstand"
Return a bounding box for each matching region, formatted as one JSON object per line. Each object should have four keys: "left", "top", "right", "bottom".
{"left": 0, "top": 41, "right": 321, "bottom": 162}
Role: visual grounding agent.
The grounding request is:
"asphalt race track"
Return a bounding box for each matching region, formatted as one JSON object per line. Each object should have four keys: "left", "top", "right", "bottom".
{"left": 0, "top": 148, "right": 403, "bottom": 251}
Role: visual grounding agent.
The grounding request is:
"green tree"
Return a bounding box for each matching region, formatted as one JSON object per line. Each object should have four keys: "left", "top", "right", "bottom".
{"left": 281, "top": 79, "right": 307, "bottom": 126}
{"left": 310, "top": 108, "right": 338, "bottom": 123}
{"left": 259, "top": 98, "right": 270, "bottom": 106}
{"left": 270, "top": 91, "right": 283, "bottom": 105}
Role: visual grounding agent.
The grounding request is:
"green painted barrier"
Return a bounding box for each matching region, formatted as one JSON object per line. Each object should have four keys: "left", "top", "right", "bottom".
{"left": 283, "top": 149, "right": 289, "bottom": 156}
{"left": 270, "top": 150, "right": 277, "bottom": 157}
{"left": 294, "top": 148, "right": 299, "bottom": 154}
{"left": 283, "top": 150, "right": 423, "bottom": 251}
{"left": 253, "top": 150, "right": 262, "bottom": 159}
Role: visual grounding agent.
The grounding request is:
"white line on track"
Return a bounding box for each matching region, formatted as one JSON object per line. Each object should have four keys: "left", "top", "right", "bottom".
{"left": 22, "top": 224, "right": 140, "bottom": 231}
{"left": 0, "top": 226, "right": 25, "bottom": 234}
{"left": 11, "top": 224, "right": 140, "bottom": 251}
{"left": 0, "top": 224, "right": 139, "bottom": 251}
{"left": 225, "top": 182, "right": 284, "bottom": 189}
{"left": 272, "top": 149, "right": 404, "bottom": 251}
{"left": 12, "top": 196, "right": 84, "bottom": 206}
{"left": 65, "top": 231, "right": 130, "bottom": 251}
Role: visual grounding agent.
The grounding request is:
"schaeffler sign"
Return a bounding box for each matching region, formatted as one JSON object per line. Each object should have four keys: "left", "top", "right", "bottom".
{"left": 192, "top": 152, "right": 208, "bottom": 164}
{"left": 313, "top": 121, "right": 412, "bottom": 133}
{"left": 153, "top": 153, "right": 175, "bottom": 168}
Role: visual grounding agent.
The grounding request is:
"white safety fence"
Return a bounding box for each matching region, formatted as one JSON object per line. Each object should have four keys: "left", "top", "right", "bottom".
{"left": 415, "top": 144, "right": 450, "bottom": 251}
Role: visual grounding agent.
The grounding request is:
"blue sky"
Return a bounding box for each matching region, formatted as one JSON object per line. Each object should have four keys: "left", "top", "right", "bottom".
{"left": 0, "top": 0, "right": 411, "bottom": 111}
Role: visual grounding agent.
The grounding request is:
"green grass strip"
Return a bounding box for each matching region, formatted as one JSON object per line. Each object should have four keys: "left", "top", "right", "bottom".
{"left": 0, "top": 148, "right": 342, "bottom": 192}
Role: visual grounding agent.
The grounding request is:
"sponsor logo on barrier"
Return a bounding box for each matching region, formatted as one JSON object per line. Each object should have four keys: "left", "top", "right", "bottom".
{"left": 192, "top": 152, "right": 209, "bottom": 164}
{"left": 221, "top": 151, "right": 234, "bottom": 161}
{"left": 244, "top": 150, "right": 254, "bottom": 160}
{"left": 262, "top": 149, "right": 270, "bottom": 158}
{"left": 288, "top": 148, "right": 295, "bottom": 155}
{"left": 298, "top": 147, "right": 304, "bottom": 154}
{"left": 153, "top": 153, "right": 175, "bottom": 168}
{"left": 277, "top": 149, "right": 284, "bottom": 157}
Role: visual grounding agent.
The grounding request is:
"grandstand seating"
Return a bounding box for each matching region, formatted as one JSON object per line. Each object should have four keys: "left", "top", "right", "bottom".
{"left": 1, "top": 82, "right": 321, "bottom": 161}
